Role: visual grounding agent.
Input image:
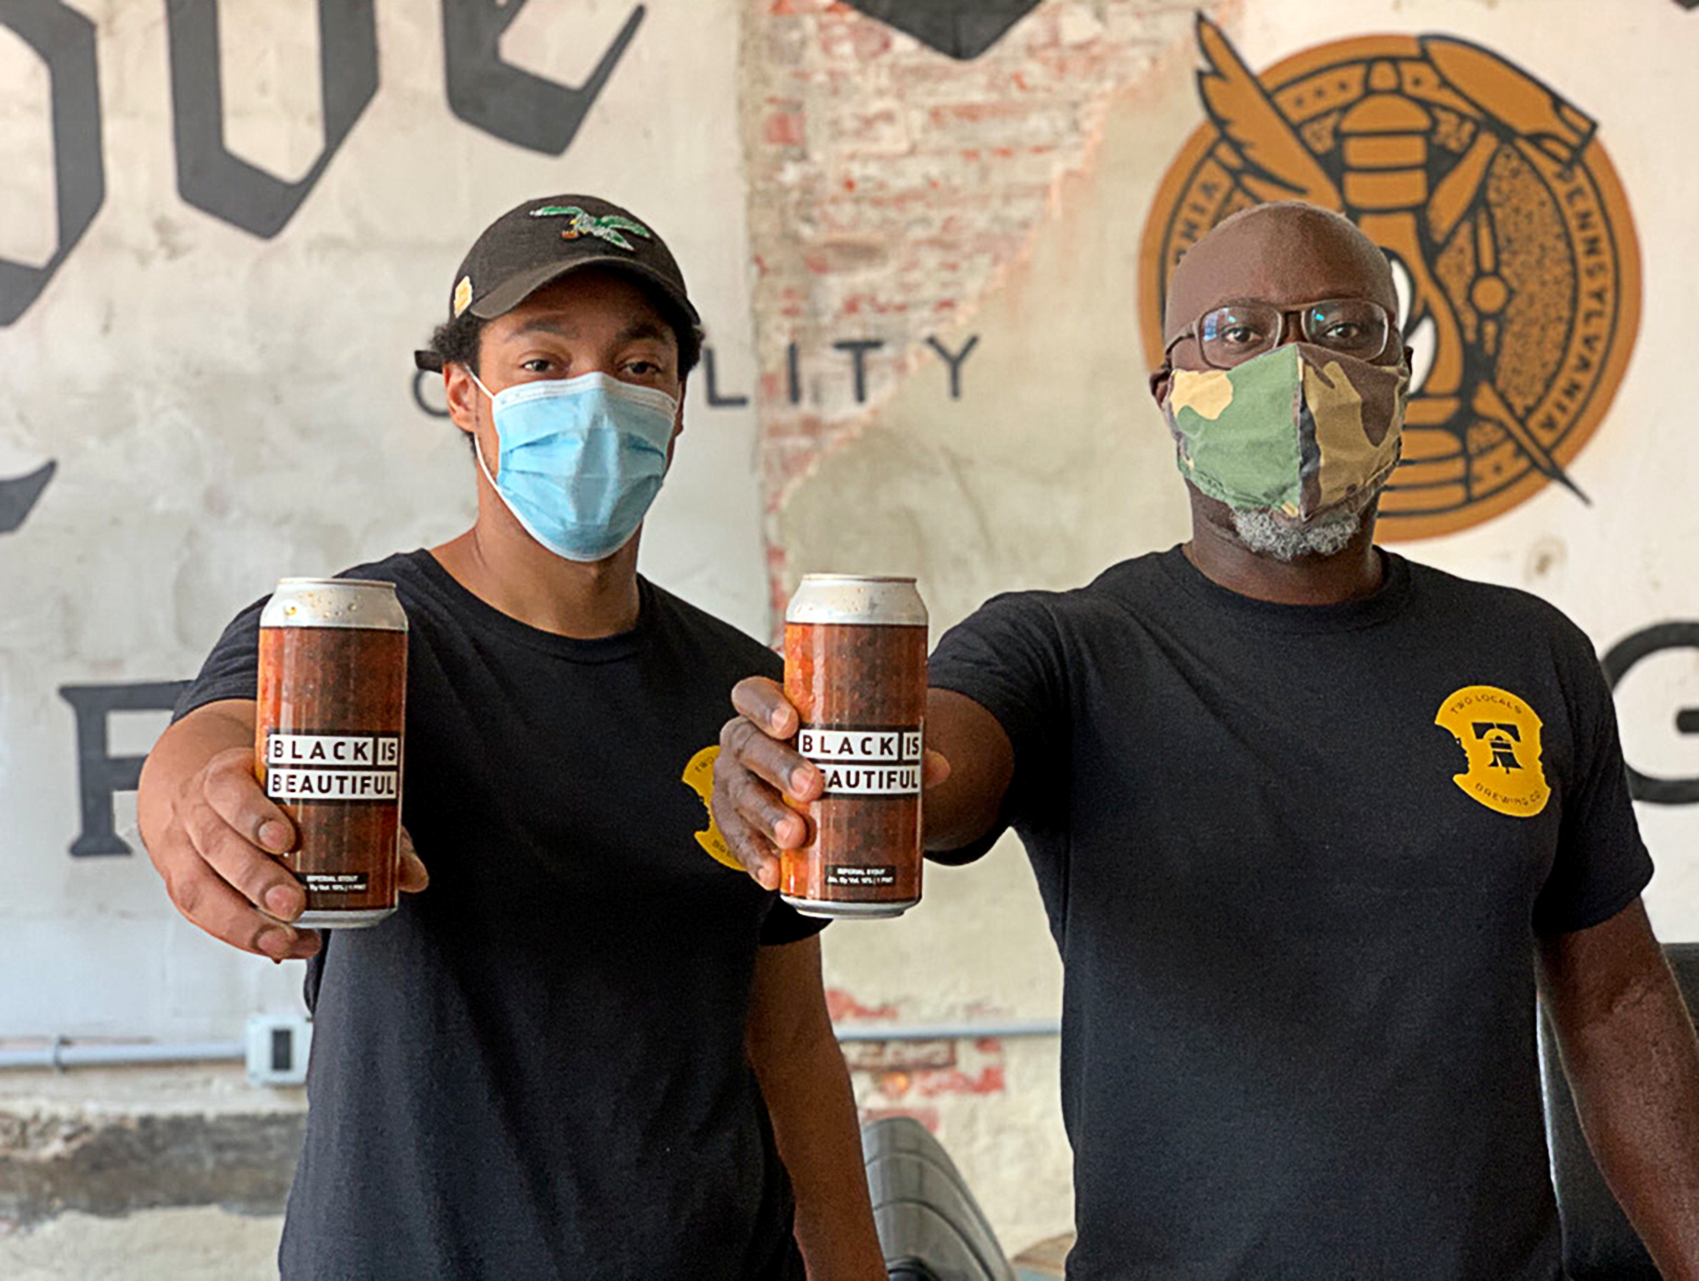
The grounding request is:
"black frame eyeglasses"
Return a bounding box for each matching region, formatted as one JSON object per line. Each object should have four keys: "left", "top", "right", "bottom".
{"left": 1163, "top": 298, "right": 1396, "bottom": 370}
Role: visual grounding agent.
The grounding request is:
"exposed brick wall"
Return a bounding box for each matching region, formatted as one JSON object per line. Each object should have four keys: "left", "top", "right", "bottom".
{"left": 739, "top": 0, "right": 1232, "bottom": 615}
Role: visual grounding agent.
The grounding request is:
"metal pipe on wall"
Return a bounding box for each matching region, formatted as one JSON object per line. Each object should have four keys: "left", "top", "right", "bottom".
{"left": 0, "top": 1037, "right": 245, "bottom": 1071}
{"left": 832, "top": 1020, "right": 1061, "bottom": 1043}
{"left": 0, "top": 1022, "right": 1062, "bottom": 1072}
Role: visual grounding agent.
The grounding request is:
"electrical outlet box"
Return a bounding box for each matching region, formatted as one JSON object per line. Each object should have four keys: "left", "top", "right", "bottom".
{"left": 246, "top": 1013, "right": 312, "bottom": 1086}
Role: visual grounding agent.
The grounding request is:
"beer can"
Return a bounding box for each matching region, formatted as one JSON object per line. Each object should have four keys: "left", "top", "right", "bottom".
{"left": 782, "top": 575, "right": 928, "bottom": 919}
{"left": 255, "top": 579, "right": 408, "bottom": 928}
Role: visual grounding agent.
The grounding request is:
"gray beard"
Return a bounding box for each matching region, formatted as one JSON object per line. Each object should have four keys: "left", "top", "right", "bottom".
{"left": 1231, "top": 505, "right": 1362, "bottom": 562}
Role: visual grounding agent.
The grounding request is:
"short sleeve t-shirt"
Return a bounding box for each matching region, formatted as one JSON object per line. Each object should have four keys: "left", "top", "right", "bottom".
{"left": 176, "top": 550, "right": 823, "bottom": 1281}
{"left": 927, "top": 547, "right": 1652, "bottom": 1281}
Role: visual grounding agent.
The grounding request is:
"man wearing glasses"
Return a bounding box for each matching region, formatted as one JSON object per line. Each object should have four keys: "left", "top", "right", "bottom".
{"left": 714, "top": 202, "right": 1699, "bottom": 1277}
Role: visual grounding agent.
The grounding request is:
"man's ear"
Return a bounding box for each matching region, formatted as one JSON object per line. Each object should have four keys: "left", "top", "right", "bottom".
{"left": 444, "top": 365, "right": 480, "bottom": 435}
{"left": 1149, "top": 360, "right": 1174, "bottom": 406}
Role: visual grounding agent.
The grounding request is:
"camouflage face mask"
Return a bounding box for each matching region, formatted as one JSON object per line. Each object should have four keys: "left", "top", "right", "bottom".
{"left": 1161, "top": 343, "right": 1410, "bottom": 522}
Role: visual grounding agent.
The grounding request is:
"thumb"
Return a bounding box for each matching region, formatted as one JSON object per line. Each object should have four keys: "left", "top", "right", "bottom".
{"left": 922, "top": 748, "right": 952, "bottom": 789}
{"left": 398, "top": 826, "right": 429, "bottom": 893}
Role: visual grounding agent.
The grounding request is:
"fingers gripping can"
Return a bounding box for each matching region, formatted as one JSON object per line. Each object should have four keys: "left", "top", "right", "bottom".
{"left": 782, "top": 575, "right": 927, "bottom": 919}
{"left": 256, "top": 579, "right": 407, "bottom": 928}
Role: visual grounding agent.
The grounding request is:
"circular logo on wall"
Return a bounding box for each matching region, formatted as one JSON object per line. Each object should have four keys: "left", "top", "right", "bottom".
{"left": 1139, "top": 19, "right": 1641, "bottom": 541}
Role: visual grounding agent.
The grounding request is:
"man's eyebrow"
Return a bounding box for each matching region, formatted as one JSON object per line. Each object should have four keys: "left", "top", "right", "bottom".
{"left": 510, "top": 319, "right": 575, "bottom": 339}
{"left": 506, "top": 318, "right": 672, "bottom": 346}
{"left": 1202, "top": 292, "right": 1379, "bottom": 306}
{"left": 615, "top": 319, "right": 672, "bottom": 345}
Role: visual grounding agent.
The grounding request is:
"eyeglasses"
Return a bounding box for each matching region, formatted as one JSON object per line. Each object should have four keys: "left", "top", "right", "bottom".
{"left": 1164, "top": 298, "right": 1395, "bottom": 370}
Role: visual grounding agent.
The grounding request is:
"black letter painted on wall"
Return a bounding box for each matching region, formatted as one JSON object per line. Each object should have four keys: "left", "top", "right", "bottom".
{"left": 442, "top": 0, "right": 644, "bottom": 154}
{"left": 60, "top": 681, "right": 190, "bottom": 856}
{"left": 0, "top": 0, "right": 104, "bottom": 326}
{"left": 701, "top": 348, "right": 749, "bottom": 408}
{"left": 165, "top": 0, "right": 378, "bottom": 239}
{"left": 843, "top": 0, "right": 1040, "bottom": 60}
{"left": 1602, "top": 622, "right": 1699, "bottom": 805}
{"left": 0, "top": 460, "right": 55, "bottom": 534}
{"left": 926, "top": 334, "right": 979, "bottom": 400}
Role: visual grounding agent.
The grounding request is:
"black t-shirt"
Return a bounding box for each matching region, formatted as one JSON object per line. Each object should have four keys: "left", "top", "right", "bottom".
{"left": 927, "top": 547, "right": 1652, "bottom": 1281}
{"left": 177, "top": 550, "right": 823, "bottom": 1281}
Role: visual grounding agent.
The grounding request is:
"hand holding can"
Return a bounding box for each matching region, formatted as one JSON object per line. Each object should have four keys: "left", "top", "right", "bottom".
{"left": 255, "top": 579, "right": 408, "bottom": 928}
{"left": 781, "top": 575, "right": 927, "bottom": 919}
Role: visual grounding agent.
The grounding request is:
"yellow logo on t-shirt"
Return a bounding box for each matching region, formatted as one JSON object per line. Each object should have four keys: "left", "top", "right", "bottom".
{"left": 1434, "top": 685, "right": 1550, "bottom": 818}
{"left": 681, "top": 745, "right": 744, "bottom": 870}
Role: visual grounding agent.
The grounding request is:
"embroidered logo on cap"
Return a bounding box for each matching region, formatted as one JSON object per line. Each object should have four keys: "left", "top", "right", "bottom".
{"left": 1434, "top": 685, "right": 1550, "bottom": 817}
{"left": 528, "top": 204, "right": 653, "bottom": 252}
{"left": 452, "top": 275, "right": 473, "bottom": 318}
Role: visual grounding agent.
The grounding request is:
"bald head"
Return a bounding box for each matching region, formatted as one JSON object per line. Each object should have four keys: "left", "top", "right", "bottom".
{"left": 1161, "top": 203, "right": 1399, "bottom": 354}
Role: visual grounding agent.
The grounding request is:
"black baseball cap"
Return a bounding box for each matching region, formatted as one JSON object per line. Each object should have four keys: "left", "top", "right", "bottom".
{"left": 413, "top": 194, "right": 699, "bottom": 373}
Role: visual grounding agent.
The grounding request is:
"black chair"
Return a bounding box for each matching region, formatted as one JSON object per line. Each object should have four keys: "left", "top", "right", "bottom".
{"left": 1540, "top": 941, "right": 1699, "bottom": 1279}
{"left": 863, "top": 1115, "right": 1017, "bottom": 1281}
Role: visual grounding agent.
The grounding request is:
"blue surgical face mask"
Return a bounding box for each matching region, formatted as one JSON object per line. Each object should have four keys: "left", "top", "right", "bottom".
{"left": 468, "top": 370, "right": 679, "bottom": 563}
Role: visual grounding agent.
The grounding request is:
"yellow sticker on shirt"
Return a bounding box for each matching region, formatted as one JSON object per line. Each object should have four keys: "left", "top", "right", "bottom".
{"left": 1434, "top": 685, "right": 1550, "bottom": 818}
{"left": 682, "top": 745, "right": 744, "bottom": 870}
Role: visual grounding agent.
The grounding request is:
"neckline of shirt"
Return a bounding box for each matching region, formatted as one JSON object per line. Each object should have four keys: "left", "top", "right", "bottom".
{"left": 399, "top": 548, "right": 657, "bottom": 662}
{"left": 1153, "top": 543, "right": 1414, "bottom": 634}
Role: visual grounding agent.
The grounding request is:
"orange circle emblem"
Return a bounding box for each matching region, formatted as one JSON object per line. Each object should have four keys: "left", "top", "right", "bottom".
{"left": 1139, "top": 21, "right": 1641, "bottom": 541}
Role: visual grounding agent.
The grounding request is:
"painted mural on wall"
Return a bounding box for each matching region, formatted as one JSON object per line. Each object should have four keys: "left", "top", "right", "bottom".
{"left": 0, "top": 0, "right": 649, "bottom": 532}
{"left": 1139, "top": 18, "right": 1640, "bottom": 541}
{"left": 1, "top": 1, "right": 1694, "bottom": 849}
{"left": 0, "top": 0, "right": 1005, "bottom": 861}
{"left": 0, "top": 0, "right": 664, "bottom": 860}
{"left": 3, "top": 0, "right": 1015, "bottom": 532}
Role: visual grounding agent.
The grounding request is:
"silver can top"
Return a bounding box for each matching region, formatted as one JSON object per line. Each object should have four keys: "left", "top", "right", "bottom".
{"left": 785, "top": 574, "right": 927, "bottom": 627}
{"left": 260, "top": 578, "right": 408, "bottom": 631}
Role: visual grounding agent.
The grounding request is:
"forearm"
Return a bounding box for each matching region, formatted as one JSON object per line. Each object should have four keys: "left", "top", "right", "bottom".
{"left": 1543, "top": 901, "right": 1699, "bottom": 1278}
{"left": 1555, "top": 962, "right": 1699, "bottom": 1276}
{"left": 754, "top": 1027, "right": 883, "bottom": 1278}
{"left": 920, "top": 688, "right": 1012, "bottom": 852}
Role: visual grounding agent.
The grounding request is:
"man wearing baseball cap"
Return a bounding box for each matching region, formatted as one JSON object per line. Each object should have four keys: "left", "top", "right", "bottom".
{"left": 138, "top": 196, "right": 884, "bottom": 1279}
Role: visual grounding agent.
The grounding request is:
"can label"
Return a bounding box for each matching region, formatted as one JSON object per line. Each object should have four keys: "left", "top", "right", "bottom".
{"left": 300, "top": 872, "right": 370, "bottom": 893}
{"left": 781, "top": 608, "right": 927, "bottom": 915}
{"left": 826, "top": 864, "right": 897, "bottom": 888}
{"left": 264, "top": 732, "right": 401, "bottom": 800}
{"left": 256, "top": 603, "right": 406, "bottom": 924}
{"left": 796, "top": 726, "right": 922, "bottom": 795}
